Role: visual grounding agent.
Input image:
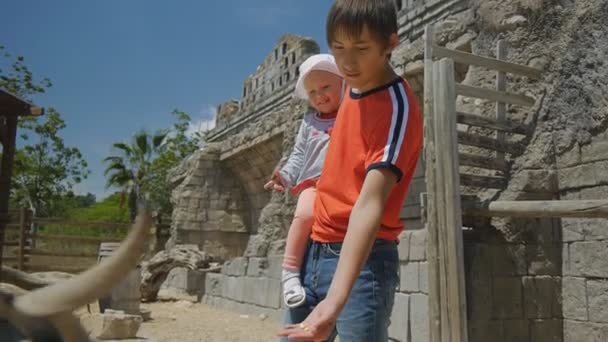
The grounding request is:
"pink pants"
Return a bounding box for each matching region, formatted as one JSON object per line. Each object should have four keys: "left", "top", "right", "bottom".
{"left": 282, "top": 187, "right": 316, "bottom": 271}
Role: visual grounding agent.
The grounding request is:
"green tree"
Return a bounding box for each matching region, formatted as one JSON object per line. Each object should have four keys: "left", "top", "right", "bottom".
{"left": 147, "top": 110, "right": 202, "bottom": 216}
{"left": 1, "top": 45, "right": 89, "bottom": 216}
{"left": 104, "top": 130, "right": 168, "bottom": 220}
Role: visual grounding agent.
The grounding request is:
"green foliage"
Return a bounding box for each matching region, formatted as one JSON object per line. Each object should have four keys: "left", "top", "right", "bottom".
{"left": 1, "top": 45, "right": 90, "bottom": 217}
{"left": 104, "top": 129, "right": 168, "bottom": 220}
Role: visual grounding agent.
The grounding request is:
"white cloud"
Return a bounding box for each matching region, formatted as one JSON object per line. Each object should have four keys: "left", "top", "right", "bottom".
{"left": 186, "top": 104, "right": 217, "bottom": 138}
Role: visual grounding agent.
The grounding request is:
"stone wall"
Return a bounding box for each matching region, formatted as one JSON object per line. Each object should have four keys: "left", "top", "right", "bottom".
{"left": 208, "top": 34, "right": 319, "bottom": 142}
{"left": 166, "top": 145, "right": 250, "bottom": 260}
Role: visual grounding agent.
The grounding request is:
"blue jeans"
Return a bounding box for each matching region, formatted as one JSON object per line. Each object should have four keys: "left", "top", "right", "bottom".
{"left": 281, "top": 239, "right": 400, "bottom": 342}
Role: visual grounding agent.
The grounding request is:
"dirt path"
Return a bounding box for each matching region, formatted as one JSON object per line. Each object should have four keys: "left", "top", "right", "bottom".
{"left": 80, "top": 290, "right": 282, "bottom": 342}
{"left": 135, "top": 301, "right": 281, "bottom": 342}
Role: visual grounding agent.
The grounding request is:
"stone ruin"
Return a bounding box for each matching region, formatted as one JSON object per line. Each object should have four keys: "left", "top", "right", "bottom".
{"left": 165, "top": 0, "right": 608, "bottom": 341}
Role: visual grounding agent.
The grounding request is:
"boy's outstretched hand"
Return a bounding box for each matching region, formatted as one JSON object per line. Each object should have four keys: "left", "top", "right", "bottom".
{"left": 264, "top": 168, "right": 286, "bottom": 192}
{"left": 277, "top": 298, "right": 340, "bottom": 341}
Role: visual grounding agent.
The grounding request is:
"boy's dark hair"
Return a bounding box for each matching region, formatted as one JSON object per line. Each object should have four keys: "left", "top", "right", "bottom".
{"left": 326, "top": 0, "right": 398, "bottom": 46}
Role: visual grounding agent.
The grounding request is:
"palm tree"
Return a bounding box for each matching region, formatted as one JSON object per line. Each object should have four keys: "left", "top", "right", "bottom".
{"left": 104, "top": 130, "right": 167, "bottom": 221}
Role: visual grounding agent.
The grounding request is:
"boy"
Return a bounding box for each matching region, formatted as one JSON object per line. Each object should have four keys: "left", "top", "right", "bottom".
{"left": 264, "top": 54, "right": 344, "bottom": 308}
{"left": 278, "top": 0, "right": 423, "bottom": 341}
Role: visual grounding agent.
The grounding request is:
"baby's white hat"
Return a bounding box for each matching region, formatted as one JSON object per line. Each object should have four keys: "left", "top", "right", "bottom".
{"left": 294, "top": 54, "right": 342, "bottom": 100}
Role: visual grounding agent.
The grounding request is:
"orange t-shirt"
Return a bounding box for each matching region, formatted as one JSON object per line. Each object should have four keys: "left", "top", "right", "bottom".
{"left": 311, "top": 77, "right": 423, "bottom": 243}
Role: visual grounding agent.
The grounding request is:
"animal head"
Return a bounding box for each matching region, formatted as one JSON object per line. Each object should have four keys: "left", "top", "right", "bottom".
{"left": 0, "top": 210, "right": 152, "bottom": 342}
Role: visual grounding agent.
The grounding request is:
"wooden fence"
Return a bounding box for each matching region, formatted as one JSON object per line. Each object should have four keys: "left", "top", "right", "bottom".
{"left": 1, "top": 209, "right": 170, "bottom": 273}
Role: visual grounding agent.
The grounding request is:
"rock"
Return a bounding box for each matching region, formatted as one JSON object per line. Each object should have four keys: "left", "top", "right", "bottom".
{"left": 499, "top": 15, "right": 528, "bottom": 31}
{"left": 259, "top": 314, "right": 268, "bottom": 321}
{"left": 140, "top": 245, "right": 213, "bottom": 302}
{"left": 174, "top": 300, "right": 195, "bottom": 309}
{"left": 239, "top": 314, "right": 250, "bottom": 319}
{"left": 84, "top": 310, "right": 143, "bottom": 340}
{"left": 139, "top": 308, "right": 152, "bottom": 321}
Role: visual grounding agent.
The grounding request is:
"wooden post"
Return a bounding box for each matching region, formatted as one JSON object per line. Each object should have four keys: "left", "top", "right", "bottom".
{"left": 0, "top": 115, "right": 18, "bottom": 279}
{"left": 496, "top": 40, "right": 507, "bottom": 166}
{"left": 433, "top": 58, "right": 468, "bottom": 342}
{"left": 18, "top": 207, "right": 27, "bottom": 270}
{"left": 423, "top": 24, "right": 442, "bottom": 342}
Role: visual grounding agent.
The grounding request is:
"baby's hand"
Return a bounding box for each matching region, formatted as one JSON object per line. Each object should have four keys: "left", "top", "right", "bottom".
{"left": 264, "top": 180, "right": 285, "bottom": 192}
{"left": 264, "top": 169, "right": 286, "bottom": 192}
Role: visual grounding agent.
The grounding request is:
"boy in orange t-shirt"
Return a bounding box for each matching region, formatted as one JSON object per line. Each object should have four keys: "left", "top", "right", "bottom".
{"left": 279, "top": 0, "right": 423, "bottom": 341}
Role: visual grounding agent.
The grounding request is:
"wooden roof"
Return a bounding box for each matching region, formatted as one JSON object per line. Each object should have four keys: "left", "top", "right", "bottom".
{"left": 0, "top": 88, "right": 44, "bottom": 117}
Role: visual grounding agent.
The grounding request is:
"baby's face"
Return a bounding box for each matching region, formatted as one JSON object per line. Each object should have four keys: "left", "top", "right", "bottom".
{"left": 304, "top": 70, "right": 343, "bottom": 114}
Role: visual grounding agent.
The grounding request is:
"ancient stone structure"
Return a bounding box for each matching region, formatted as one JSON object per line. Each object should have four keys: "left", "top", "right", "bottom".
{"left": 169, "top": 0, "right": 608, "bottom": 341}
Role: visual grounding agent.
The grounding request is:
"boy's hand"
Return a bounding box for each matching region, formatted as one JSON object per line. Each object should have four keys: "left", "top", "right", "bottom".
{"left": 277, "top": 298, "right": 341, "bottom": 341}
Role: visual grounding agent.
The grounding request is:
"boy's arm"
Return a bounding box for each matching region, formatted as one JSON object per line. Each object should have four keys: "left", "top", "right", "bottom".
{"left": 326, "top": 167, "right": 397, "bottom": 306}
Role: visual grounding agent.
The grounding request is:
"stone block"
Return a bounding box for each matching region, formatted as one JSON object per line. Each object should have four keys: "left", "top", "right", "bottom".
{"left": 502, "top": 320, "right": 529, "bottom": 342}
{"left": 221, "top": 276, "right": 245, "bottom": 302}
{"left": 397, "top": 231, "right": 411, "bottom": 262}
{"left": 388, "top": 293, "right": 409, "bottom": 342}
{"left": 161, "top": 267, "right": 204, "bottom": 294}
{"left": 243, "top": 277, "right": 281, "bottom": 309}
{"left": 467, "top": 277, "right": 492, "bottom": 320}
{"left": 530, "top": 319, "right": 562, "bottom": 342}
{"left": 468, "top": 320, "right": 504, "bottom": 342}
{"left": 410, "top": 294, "right": 429, "bottom": 342}
{"left": 87, "top": 310, "right": 143, "bottom": 340}
{"left": 400, "top": 262, "right": 420, "bottom": 293}
{"left": 563, "top": 277, "right": 588, "bottom": 321}
{"left": 491, "top": 244, "right": 527, "bottom": 276}
{"left": 409, "top": 229, "right": 426, "bottom": 261}
{"left": 247, "top": 257, "right": 269, "bottom": 277}
{"left": 266, "top": 255, "right": 284, "bottom": 279}
{"left": 492, "top": 277, "right": 523, "bottom": 319}
{"left": 222, "top": 257, "right": 249, "bottom": 276}
{"left": 205, "top": 273, "right": 223, "bottom": 297}
{"left": 558, "top": 160, "right": 608, "bottom": 191}
{"left": 564, "top": 320, "right": 608, "bottom": 342}
{"left": 562, "top": 218, "right": 608, "bottom": 242}
{"left": 570, "top": 241, "right": 608, "bottom": 278}
{"left": 588, "top": 280, "right": 608, "bottom": 323}
{"left": 527, "top": 244, "right": 561, "bottom": 276}
{"left": 523, "top": 276, "right": 560, "bottom": 319}
{"left": 419, "top": 262, "right": 428, "bottom": 294}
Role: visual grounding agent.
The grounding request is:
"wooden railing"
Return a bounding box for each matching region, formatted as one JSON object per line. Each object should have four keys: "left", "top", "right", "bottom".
{"left": 423, "top": 21, "right": 608, "bottom": 342}
{"left": 423, "top": 23, "right": 543, "bottom": 342}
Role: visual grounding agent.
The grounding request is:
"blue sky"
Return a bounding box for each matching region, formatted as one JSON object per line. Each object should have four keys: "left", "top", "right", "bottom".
{"left": 1, "top": 0, "right": 332, "bottom": 200}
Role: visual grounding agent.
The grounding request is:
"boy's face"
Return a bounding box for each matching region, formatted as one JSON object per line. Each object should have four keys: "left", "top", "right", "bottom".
{"left": 330, "top": 25, "right": 398, "bottom": 91}
{"left": 304, "top": 70, "right": 343, "bottom": 114}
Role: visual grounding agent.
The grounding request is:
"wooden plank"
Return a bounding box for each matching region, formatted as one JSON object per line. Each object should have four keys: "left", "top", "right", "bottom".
{"left": 457, "top": 111, "right": 529, "bottom": 135}
{"left": 433, "top": 45, "right": 541, "bottom": 79}
{"left": 34, "top": 218, "right": 131, "bottom": 229}
{"left": 460, "top": 173, "right": 507, "bottom": 189}
{"left": 432, "top": 58, "right": 451, "bottom": 342}
{"left": 459, "top": 152, "right": 508, "bottom": 172}
{"left": 424, "top": 24, "right": 442, "bottom": 342}
{"left": 36, "top": 234, "right": 122, "bottom": 243}
{"left": 433, "top": 58, "right": 468, "bottom": 342}
{"left": 18, "top": 208, "right": 26, "bottom": 270}
{"left": 496, "top": 40, "right": 507, "bottom": 167}
{"left": 28, "top": 250, "right": 98, "bottom": 258}
{"left": 455, "top": 83, "right": 536, "bottom": 107}
{"left": 458, "top": 131, "right": 524, "bottom": 155}
{"left": 3, "top": 241, "right": 21, "bottom": 247}
{"left": 1, "top": 256, "right": 26, "bottom": 262}
{"left": 463, "top": 200, "right": 608, "bottom": 218}
{"left": 0, "top": 116, "right": 18, "bottom": 275}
